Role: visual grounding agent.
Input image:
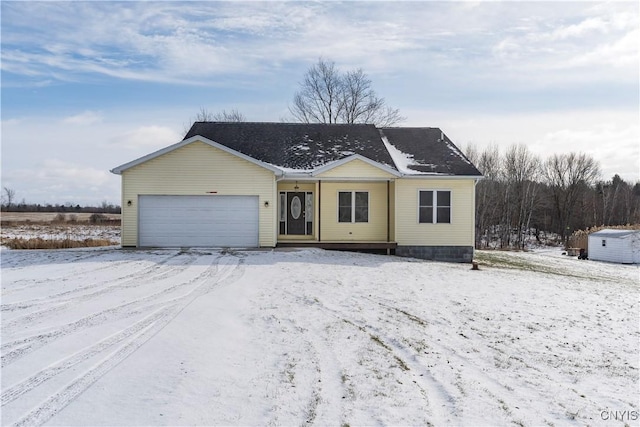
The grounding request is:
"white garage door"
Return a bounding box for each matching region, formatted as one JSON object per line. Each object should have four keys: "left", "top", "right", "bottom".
{"left": 139, "top": 195, "right": 259, "bottom": 247}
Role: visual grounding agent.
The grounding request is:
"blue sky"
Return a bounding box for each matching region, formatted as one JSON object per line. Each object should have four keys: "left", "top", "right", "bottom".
{"left": 2, "top": 1, "right": 638, "bottom": 205}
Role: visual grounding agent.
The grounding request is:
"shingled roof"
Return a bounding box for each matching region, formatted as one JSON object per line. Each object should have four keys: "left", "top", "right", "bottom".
{"left": 380, "top": 127, "right": 482, "bottom": 176}
{"left": 184, "top": 122, "right": 396, "bottom": 171}
{"left": 183, "top": 122, "right": 482, "bottom": 176}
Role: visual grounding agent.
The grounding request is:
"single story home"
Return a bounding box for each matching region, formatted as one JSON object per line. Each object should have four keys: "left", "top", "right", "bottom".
{"left": 111, "top": 122, "right": 483, "bottom": 262}
{"left": 587, "top": 229, "right": 640, "bottom": 264}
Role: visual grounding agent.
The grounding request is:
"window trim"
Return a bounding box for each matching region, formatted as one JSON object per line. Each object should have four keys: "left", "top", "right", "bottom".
{"left": 337, "top": 190, "right": 369, "bottom": 223}
{"left": 418, "top": 189, "right": 452, "bottom": 224}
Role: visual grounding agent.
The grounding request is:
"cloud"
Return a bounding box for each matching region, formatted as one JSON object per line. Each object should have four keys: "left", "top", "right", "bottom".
{"left": 62, "top": 111, "right": 103, "bottom": 125}
{"left": 3, "top": 1, "right": 634, "bottom": 88}
{"left": 565, "top": 28, "right": 639, "bottom": 68}
{"left": 1, "top": 118, "right": 21, "bottom": 126}
{"left": 547, "top": 17, "right": 609, "bottom": 40}
{"left": 110, "top": 125, "right": 183, "bottom": 149}
{"left": 487, "top": 4, "right": 639, "bottom": 84}
{"left": 37, "top": 159, "right": 110, "bottom": 185}
{"left": 405, "top": 108, "right": 640, "bottom": 183}
{"left": 537, "top": 123, "right": 640, "bottom": 181}
{"left": 5, "top": 159, "right": 117, "bottom": 205}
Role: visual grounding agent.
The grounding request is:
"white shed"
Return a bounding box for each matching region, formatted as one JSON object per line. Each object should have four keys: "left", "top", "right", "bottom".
{"left": 588, "top": 229, "right": 640, "bottom": 264}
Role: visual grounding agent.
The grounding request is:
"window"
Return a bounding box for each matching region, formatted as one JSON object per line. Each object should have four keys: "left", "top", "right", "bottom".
{"left": 419, "top": 190, "right": 451, "bottom": 224}
{"left": 338, "top": 191, "right": 369, "bottom": 223}
{"left": 279, "top": 192, "right": 286, "bottom": 234}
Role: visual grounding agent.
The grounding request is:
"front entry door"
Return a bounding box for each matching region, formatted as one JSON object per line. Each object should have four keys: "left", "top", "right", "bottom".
{"left": 287, "top": 192, "right": 306, "bottom": 235}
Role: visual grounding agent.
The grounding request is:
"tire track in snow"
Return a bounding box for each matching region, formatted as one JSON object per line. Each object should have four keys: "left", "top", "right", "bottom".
{"left": 1, "top": 306, "right": 172, "bottom": 406}
{"left": 367, "top": 297, "right": 554, "bottom": 425}
{"left": 0, "top": 252, "right": 202, "bottom": 342}
{"left": 1, "top": 249, "right": 111, "bottom": 271}
{"left": 1, "top": 253, "right": 199, "bottom": 328}
{"left": 11, "top": 321, "right": 161, "bottom": 427}
{"left": 306, "top": 299, "right": 457, "bottom": 426}
{"left": 266, "top": 316, "right": 345, "bottom": 427}
{"left": 1, "top": 250, "right": 142, "bottom": 294}
{"left": 6, "top": 253, "right": 246, "bottom": 427}
{"left": 1, "top": 253, "right": 230, "bottom": 367}
{"left": 2, "top": 251, "right": 186, "bottom": 310}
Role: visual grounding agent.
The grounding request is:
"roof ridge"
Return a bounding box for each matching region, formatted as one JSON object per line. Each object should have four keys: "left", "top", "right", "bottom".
{"left": 193, "top": 121, "right": 377, "bottom": 126}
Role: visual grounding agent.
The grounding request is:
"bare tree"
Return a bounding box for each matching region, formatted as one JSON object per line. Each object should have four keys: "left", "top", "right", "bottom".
{"left": 183, "top": 107, "right": 245, "bottom": 134}
{"left": 543, "top": 152, "right": 600, "bottom": 243}
{"left": 3, "top": 187, "right": 16, "bottom": 208}
{"left": 212, "top": 109, "right": 246, "bottom": 122}
{"left": 193, "top": 106, "right": 215, "bottom": 122}
{"left": 502, "top": 145, "right": 541, "bottom": 248}
{"left": 290, "top": 59, "right": 343, "bottom": 124}
{"left": 466, "top": 144, "right": 502, "bottom": 248}
{"left": 289, "top": 58, "right": 405, "bottom": 127}
{"left": 340, "top": 68, "right": 404, "bottom": 126}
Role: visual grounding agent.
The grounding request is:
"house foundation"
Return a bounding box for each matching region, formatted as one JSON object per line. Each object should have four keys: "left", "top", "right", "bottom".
{"left": 396, "top": 246, "right": 474, "bottom": 263}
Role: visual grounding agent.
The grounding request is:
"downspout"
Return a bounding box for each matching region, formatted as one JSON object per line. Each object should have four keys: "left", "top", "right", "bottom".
{"left": 318, "top": 180, "right": 322, "bottom": 242}
{"left": 387, "top": 180, "right": 390, "bottom": 243}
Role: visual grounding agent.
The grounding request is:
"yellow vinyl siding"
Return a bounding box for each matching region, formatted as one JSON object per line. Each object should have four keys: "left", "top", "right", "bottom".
{"left": 315, "top": 158, "right": 396, "bottom": 179}
{"left": 121, "top": 141, "right": 275, "bottom": 247}
{"left": 277, "top": 182, "right": 315, "bottom": 192}
{"left": 320, "top": 182, "right": 388, "bottom": 241}
{"left": 395, "top": 178, "right": 475, "bottom": 246}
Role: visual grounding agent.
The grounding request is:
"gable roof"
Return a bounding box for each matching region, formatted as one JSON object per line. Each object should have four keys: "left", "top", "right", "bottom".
{"left": 110, "top": 135, "right": 283, "bottom": 175}
{"left": 379, "top": 127, "right": 482, "bottom": 176}
{"left": 184, "top": 122, "right": 396, "bottom": 172}
{"left": 312, "top": 154, "right": 401, "bottom": 177}
{"left": 112, "top": 122, "right": 483, "bottom": 178}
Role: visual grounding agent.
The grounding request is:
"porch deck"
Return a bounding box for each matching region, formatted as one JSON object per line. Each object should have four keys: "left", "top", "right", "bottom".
{"left": 277, "top": 240, "right": 398, "bottom": 254}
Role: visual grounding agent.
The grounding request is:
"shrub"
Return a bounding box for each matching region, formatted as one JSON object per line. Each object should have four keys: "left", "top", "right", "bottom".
{"left": 53, "top": 213, "right": 66, "bottom": 223}
{"left": 68, "top": 214, "right": 78, "bottom": 223}
{"left": 2, "top": 237, "right": 117, "bottom": 250}
{"left": 89, "top": 213, "right": 108, "bottom": 224}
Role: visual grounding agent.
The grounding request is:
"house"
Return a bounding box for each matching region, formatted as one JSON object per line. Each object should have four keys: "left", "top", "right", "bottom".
{"left": 110, "top": 122, "right": 482, "bottom": 262}
{"left": 587, "top": 229, "right": 640, "bottom": 264}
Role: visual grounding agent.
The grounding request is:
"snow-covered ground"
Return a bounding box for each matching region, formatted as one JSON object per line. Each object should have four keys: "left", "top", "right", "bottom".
{"left": 1, "top": 224, "right": 120, "bottom": 242}
{"left": 1, "top": 248, "right": 638, "bottom": 426}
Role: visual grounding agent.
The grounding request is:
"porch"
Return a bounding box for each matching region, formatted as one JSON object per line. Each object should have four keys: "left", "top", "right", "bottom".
{"left": 277, "top": 240, "right": 398, "bottom": 254}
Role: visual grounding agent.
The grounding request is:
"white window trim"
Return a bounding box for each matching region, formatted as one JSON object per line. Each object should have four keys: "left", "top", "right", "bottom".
{"left": 337, "top": 190, "right": 369, "bottom": 223}
{"left": 417, "top": 189, "right": 452, "bottom": 224}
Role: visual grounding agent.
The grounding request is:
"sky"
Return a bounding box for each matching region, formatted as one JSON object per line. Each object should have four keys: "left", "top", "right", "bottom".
{"left": 1, "top": 1, "right": 638, "bottom": 206}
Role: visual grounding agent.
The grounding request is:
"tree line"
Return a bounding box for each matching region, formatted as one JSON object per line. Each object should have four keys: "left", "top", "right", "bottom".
{"left": 1, "top": 188, "right": 121, "bottom": 213}
{"left": 464, "top": 144, "right": 640, "bottom": 249}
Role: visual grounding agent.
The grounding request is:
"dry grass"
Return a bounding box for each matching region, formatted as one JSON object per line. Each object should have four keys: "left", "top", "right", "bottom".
{"left": 3, "top": 237, "right": 117, "bottom": 250}
{"left": 0, "top": 212, "right": 121, "bottom": 223}
{"left": 1, "top": 216, "right": 120, "bottom": 250}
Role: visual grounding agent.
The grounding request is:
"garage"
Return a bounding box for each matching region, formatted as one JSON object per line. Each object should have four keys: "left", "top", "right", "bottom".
{"left": 138, "top": 195, "right": 259, "bottom": 248}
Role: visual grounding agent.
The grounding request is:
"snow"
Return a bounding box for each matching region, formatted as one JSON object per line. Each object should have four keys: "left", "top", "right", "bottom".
{"left": 1, "top": 224, "right": 119, "bottom": 242}
{"left": 1, "top": 248, "right": 638, "bottom": 426}
{"left": 443, "top": 139, "right": 472, "bottom": 165}
{"left": 381, "top": 135, "right": 445, "bottom": 175}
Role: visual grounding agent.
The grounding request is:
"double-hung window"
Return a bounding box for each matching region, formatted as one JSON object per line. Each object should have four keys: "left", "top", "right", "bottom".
{"left": 338, "top": 191, "right": 369, "bottom": 223}
{"left": 419, "top": 190, "right": 451, "bottom": 223}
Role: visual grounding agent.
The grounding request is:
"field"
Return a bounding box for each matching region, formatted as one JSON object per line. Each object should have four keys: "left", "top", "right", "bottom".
{"left": 1, "top": 246, "right": 638, "bottom": 426}
{"left": 1, "top": 212, "right": 120, "bottom": 249}
{"left": 0, "top": 212, "right": 121, "bottom": 223}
